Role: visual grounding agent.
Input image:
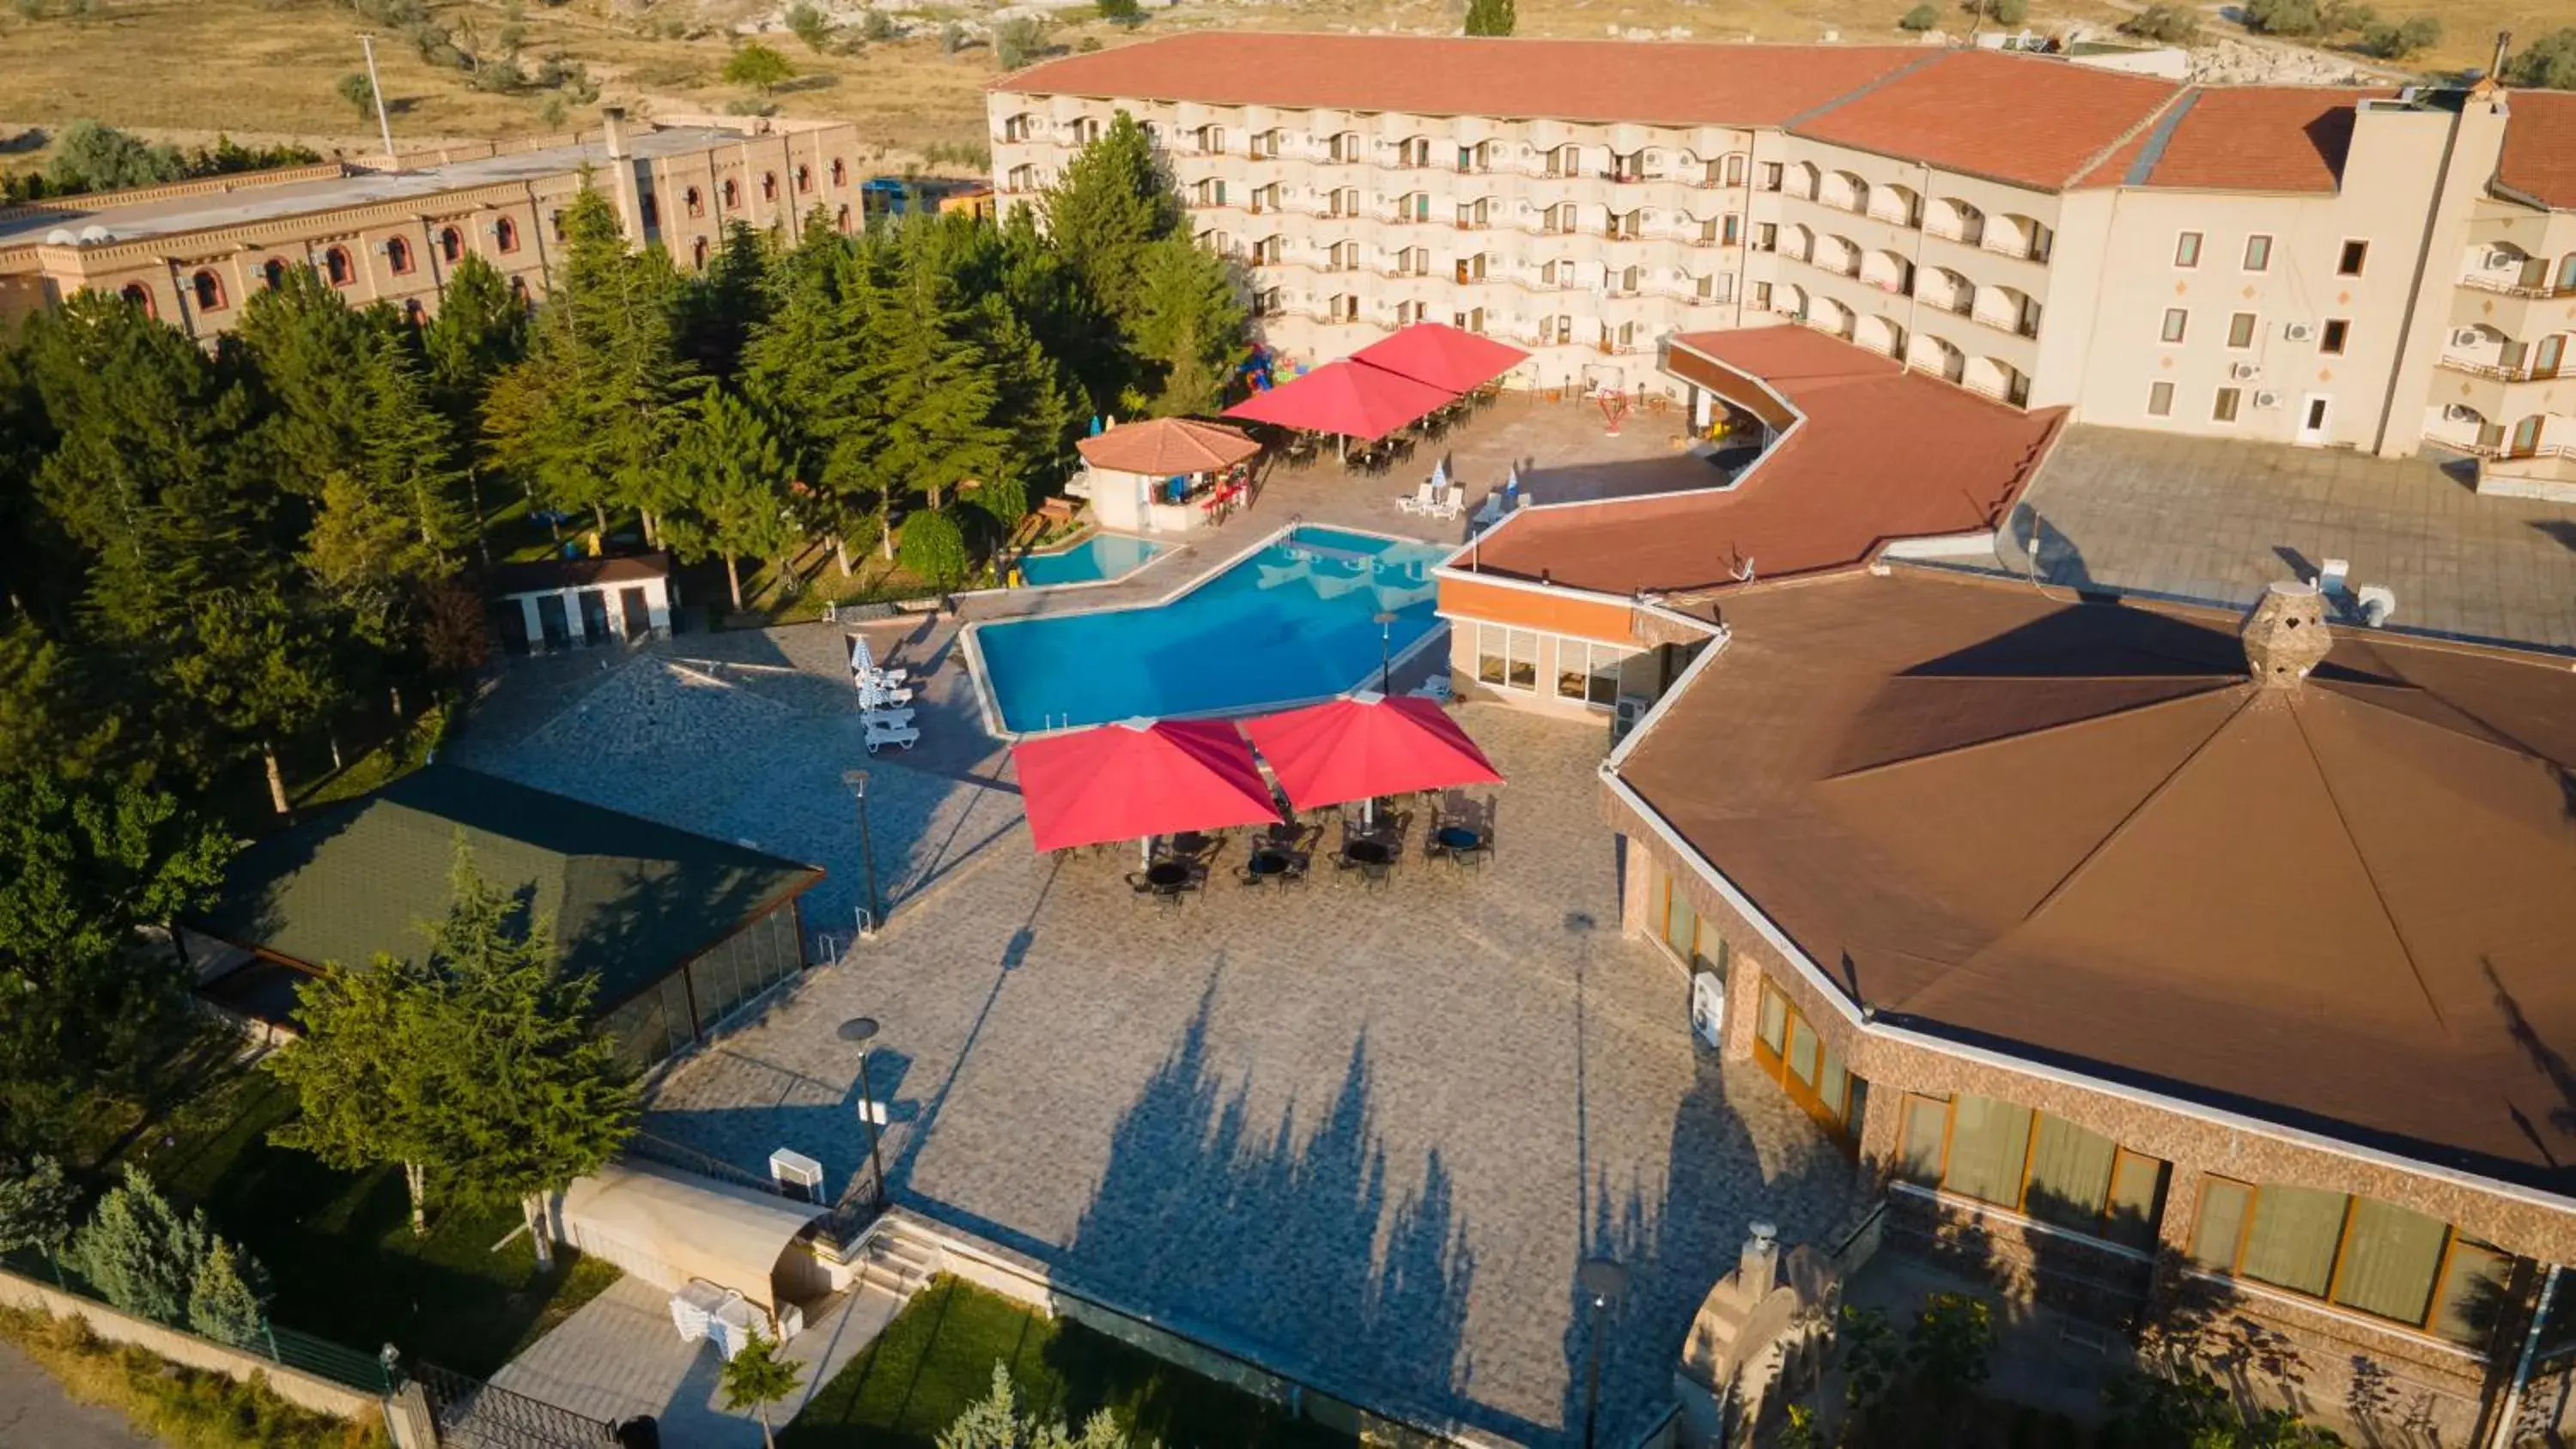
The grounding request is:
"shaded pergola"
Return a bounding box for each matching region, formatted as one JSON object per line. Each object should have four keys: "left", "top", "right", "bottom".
{"left": 1225, "top": 359, "right": 1457, "bottom": 447}
{"left": 1350, "top": 322, "right": 1529, "bottom": 395}
{"left": 1012, "top": 718, "right": 1283, "bottom": 861}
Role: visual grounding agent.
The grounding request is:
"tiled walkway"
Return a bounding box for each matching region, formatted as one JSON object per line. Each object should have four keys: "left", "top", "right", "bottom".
{"left": 633, "top": 706, "right": 1856, "bottom": 1446}
{"left": 489, "top": 1276, "right": 904, "bottom": 1447}
{"left": 1996, "top": 426, "right": 2576, "bottom": 652}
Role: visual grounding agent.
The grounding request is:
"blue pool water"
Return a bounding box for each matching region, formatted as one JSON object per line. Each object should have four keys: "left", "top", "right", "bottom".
{"left": 975, "top": 526, "right": 1451, "bottom": 733}
{"left": 1017, "top": 533, "right": 1165, "bottom": 587}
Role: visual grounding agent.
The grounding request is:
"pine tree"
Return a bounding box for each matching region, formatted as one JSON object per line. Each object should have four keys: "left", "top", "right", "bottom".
{"left": 1128, "top": 236, "right": 1249, "bottom": 417}
{"left": 265, "top": 947, "right": 450, "bottom": 1237}
{"left": 720, "top": 1329, "right": 805, "bottom": 1449}
{"left": 659, "top": 389, "right": 799, "bottom": 612}
{"left": 238, "top": 265, "right": 377, "bottom": 494}
{"left": 420, "top": 252, "right": 529, "bottom": 567}
{"left": 426, "top": 847, "right": 638, "bottom": 1271}
{"left": 939, "top": 1364, "right": 1135, "bottom": 1449}
{"left": 484, "top": 185, "right": 702, "bottom": 540}
{"left": 71, "top": 1165, "right": 209, "bottom": 1325}
{"left": 857, "top": 263, "right": 1007, "bottom": 548}
{"left": 0, "top": 1155, "right": 80, "bottom": 1255}
{"left": 1041, "top": 112, "right": 1182, "bottom": 343}
{"left": 160, "top": 582, "right": 338, "bottom": 813}
{"left": 185, "top": 1237, "right": 271, "bottom": 1348}
{"left": 678, "top": 220, "right": 775, "bottom": 382}
{"left": 743, "top": 215, "right": 875, "bottom": 569}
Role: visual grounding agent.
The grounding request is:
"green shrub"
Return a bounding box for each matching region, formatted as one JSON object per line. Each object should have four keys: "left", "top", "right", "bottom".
{"left": 994, "top": 15, "right": 1045, "bottom": 69}
{"left": 2120, "top": 3, "right": 2200, "bottom": 42}
{"left": 0, "top": 1306, "right": 383, "bottom": 1449}
{"left": 896, "top": 509, "right": 970, "bottom": 588}
{"left": 860, "top": 8, "right": 896, "bottom": 41}
{"left": 2358, "top": 14, "right": 2439, "bottom": 58}
{"left": 1899, "top": 3, "right": 1941, "bottom": 30}
{"left": 2505, "top": 27, "right": 2576, "bottom": 88}
{"left": 1097, "top": 0, "right": 1142, "bottom": 25}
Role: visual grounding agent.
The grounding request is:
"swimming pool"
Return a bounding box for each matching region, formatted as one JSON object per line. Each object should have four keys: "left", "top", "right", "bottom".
{"left": 1017, "top": 533, "right": 1166, "bottom": 588}
{"left": 971, "top": 526, "right": 1450, "bottom": 733}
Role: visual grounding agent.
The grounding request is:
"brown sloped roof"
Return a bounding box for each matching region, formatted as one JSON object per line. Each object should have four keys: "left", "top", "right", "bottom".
{"left": 488, "top": 551, "right": 671, "bottom": 596}
{"left": 2499, "top": 89, "right": 2576, "bottom": 209}
{"left": 1617, "top": 569, "right": 2576, "bottom": 1191}
{"left": 1075, "top": 416, "right": 1261, "bottom": 475}
{"left": 1461, "top": 327, "right": 2063, "bottom": 598}
{"left": 2075, "top": 87, "right": 2379, "bottom": 193}
{"left": 995, "top": 34, "right": 1934, "bottom": 129}
{"left": 1789, "top": 48, "right": 2181, "bottom": 191}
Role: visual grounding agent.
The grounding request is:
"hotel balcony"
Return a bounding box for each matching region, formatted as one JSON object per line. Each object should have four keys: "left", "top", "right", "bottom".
{"left": 2434, "top": 353, "right": 2573, "bottom": 424}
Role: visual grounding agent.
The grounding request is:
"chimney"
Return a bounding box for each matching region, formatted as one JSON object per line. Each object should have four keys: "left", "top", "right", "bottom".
{"left": 602, "top": 106, "right": 631, "bottom": 160}
{"left": 2492, "top": 30, "right": 2513, "bottom": 83}
{"left": 2241, "top": 581, "right": 2330, "bottom": 688}
{"left": 1738, "top": 1221, "right": 1780, "bottom": 1295}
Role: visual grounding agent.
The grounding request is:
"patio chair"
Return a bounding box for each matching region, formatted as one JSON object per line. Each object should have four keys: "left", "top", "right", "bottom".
{"left": 863, "top": 721, "right": 920, "bottom": 755}
{"left": 1470, "top": 494, "right": 1504, "bottom": 531}
{"left": 1427, "top": 485, "right": 1464, "bottom": 521}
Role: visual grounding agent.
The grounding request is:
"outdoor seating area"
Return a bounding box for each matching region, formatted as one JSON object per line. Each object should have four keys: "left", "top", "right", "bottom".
{"left": 1068, "top": 415, "right": 1265, "bottom": 537}
{"left": 1231, "top": 323, "right": 1528, "bottom": 476}
{"left": 1013, "top": 692, "right": 1504, "bottom": 906}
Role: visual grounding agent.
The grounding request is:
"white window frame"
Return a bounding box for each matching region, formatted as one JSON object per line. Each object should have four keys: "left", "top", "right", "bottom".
{"left": 1475, "top": 624, "right": 1541, "bottom": 694}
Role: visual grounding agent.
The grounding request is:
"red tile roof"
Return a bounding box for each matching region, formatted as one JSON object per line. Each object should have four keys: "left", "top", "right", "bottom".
{"left": 1459, "top": 327, "right": 2063, "bottom": 598}
{"left": 996, "top": 33, "right": 1932, "bottom": 129}
{"left": 2075, "top": 86, "right": 2379, "bottom": 192}
{"left": 2500, "top": 89, "right": 2576, "bottom": 209}
{"left": 1789, "top": 48, "right": 2181, "bottom": 190}
{"left": 1075, "top": 416, "right": 1261, "bottom": 475}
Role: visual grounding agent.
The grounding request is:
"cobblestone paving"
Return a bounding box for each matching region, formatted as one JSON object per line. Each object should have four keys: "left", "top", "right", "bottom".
{"left": 1994, "top": 425, "right": 2576, "bottom": 652}
{"left": 638, "top": 706, "right": 1857, "bottom": 1446}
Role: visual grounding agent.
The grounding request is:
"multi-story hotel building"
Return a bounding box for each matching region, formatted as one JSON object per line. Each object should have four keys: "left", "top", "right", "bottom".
{"left": 0, "top": 113, "right": 871, "bottom": 341}
{"left": 991, "top": 35, "right": 2576, "bottom": 497}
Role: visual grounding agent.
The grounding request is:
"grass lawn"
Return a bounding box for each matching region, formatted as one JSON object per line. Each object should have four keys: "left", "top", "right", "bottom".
{"left": 782, "top": 1276, "right": 1352, "bottom": 1449}
{"left": 121, "top": 1068, "right": 619, "bottom": 1379}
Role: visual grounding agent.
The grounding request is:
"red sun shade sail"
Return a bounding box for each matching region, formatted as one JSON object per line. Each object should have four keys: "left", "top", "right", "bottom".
{"left": 1349, "top": 323, "right": 1530, "bottom": 395}
{"left": 1241, "top": 694, "right": 1504, "bottom": 812}
{"left": 1012, "top": 718, "right": 1282, "bottom": 853}
{"left": 1223, "top": 360, "right": 1457, "bottom": 442}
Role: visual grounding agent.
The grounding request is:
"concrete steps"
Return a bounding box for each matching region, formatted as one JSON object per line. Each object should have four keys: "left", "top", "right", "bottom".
{"left": 854, "top": 1222, "right": 938, "bottom": 1297}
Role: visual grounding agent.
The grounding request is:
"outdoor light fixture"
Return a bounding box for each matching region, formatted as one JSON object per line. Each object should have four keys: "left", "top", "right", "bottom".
{"left": 838, "top": 1016, "right": 888, "bottom": 1207}
{"left": 1373, "top": 609, "right": 1399, "bottom": 694}
{"left": 1576, "top": 1256, "right": 1629, "bottom": 1449}
{"left": 841, "top": 769, "right": 882, "bottom": 936}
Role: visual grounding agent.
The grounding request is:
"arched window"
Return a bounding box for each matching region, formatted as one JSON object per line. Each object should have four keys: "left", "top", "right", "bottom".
{"left": 692, "top": 236, "right": 709, "bottom": 270}
{"left": 835, "top": 203, "right": 853, "bottom": 234}
{"left": 439, "top": 227, "right": 464, "bottom": 263}
{"left": 324, "top": 246, "right": 355, "bottom": 286}
{"left": 263, "top": 258, "right": 289, "bottom": 289}
{"left": 721, "top": 179, "right": 740, "bottom": 210}
{"left": 386, "top": 236, "right": 414, "bottom": 275}
{"left": 495, "top": 216, "right": 519, "bottom": 253}
{"left": 760, "top": 172, "right": 778, "bottom": 202}
{"left": 685, "top": 186, "right": 704, "bottom": 218}
{"left": 830, "top": 158, "right": 848, "bottom": 187}
{"left": 795, "top": 164, "right": 811, "bottom": 194}
{"left": 191, "top": 270, "right": 225, "bottom": 311}
{"left": 118, "top": 282, "right": 155, "bottom": 317}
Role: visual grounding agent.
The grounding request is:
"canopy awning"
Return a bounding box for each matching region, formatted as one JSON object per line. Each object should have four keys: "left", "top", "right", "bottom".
{"left": 1350, "top": 323, "right": 1530, "bottom": 394}
{"left": 1075, "top": 416, "right": 1262, "bottom": 476}
{"left": 1012, "top": 718, "right": 1283, "bottom": 852}
{"left": 1223, "top": 360, "right": 1456, "bottom": 442}
{"left": 1242, "top": 693, "right": 1504, "bottom": 811}
{"left": 556, "top": 1162, "right": 825, "bottom": 1312}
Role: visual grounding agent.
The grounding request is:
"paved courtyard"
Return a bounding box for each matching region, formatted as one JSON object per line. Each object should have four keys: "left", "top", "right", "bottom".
{"left": 1994, "top": 426, "right": 2576, "bottom": 652}
{"left": 465, "top": 650, "right": 1855, "bottom": 1443}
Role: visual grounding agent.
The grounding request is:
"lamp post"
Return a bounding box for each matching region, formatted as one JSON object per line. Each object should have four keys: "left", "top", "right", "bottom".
{"left": 837, "top": 1016, "right": 887, "bottom": 1209}
{"left": 842, "top": 769, "right": 881, "bottom": 937}
{"left": 1576, "top": 1256, "right": 1628, "bottom": 1449}
{"left": 1373, "top": 609, "right": 1398, "bottom": 695}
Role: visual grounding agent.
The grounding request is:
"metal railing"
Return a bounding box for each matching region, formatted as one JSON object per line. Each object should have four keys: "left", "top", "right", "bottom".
{"left": 2458, "top": 274, "right": 2576, "bottom": 300}
{"left": 410, "top": 1360, "right": 618, "bottom": 1448}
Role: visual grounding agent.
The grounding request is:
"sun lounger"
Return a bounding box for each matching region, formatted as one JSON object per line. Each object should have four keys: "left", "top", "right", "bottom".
{"left": 863, "top": 722, "right": 920, "bottom": 755}
{"left": 857, "top": 681, "right": 913, "bottom": 706}
{"left": 1407, "top": 676, "right": 1454, "bottom": 703}
{"left": 861, "top": 706, "right": 915, "bottom": 729}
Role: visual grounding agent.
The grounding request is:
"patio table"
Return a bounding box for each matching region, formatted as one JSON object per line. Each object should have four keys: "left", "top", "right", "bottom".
{"left": 1430, "top": 824, "right": 1491, "bottom": 869}
{"left": 1337, "top": 837, "right": 1396, "bottom": 889}
{"left": 1240, "top": 848, "right": 1305, "bottom": 888}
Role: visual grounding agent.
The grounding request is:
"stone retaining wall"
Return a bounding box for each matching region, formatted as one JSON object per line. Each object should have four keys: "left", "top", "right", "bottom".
{"left": 0, "top": 1264, "right": 382, "bottom": 1422}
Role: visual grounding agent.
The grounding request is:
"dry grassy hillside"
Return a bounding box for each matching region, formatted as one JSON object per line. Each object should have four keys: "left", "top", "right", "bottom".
{"left": 0, "top": 0, "right": 2555, "bottom": 177}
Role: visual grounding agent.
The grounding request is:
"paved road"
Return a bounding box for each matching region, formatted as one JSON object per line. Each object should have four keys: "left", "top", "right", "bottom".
{"left": 0, "top": 1337, "right": 162, "bottom": 1448}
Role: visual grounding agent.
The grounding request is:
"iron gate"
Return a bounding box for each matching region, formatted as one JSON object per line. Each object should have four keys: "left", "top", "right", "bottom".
{"left": 412, "top": 1361, "right": 621, "bottom": 1449}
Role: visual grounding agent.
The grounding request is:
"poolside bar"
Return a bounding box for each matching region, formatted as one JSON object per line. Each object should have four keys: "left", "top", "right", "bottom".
{"left": 1066, "top": 417, "right": 1261, "bottom": 537}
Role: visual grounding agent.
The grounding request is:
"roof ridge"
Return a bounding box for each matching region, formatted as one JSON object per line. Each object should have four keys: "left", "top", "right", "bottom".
{"left": 2086, "top": 84, "right": 2197, "bottom": 191}
{"left": 1816, "top": 677, "right": 2243, "bottom": 784}
{"left": 2010, "top": 682, "right": 2251, "bottom": 925}
{"left": 2284, "top": 693, "right": 2451, "bottom": 1031}
{"left": 1779, "top": 45, "right": 1953, "bottom": 132}
{"left": 2119, "top": 88, "right": 2202, "bottom": 187}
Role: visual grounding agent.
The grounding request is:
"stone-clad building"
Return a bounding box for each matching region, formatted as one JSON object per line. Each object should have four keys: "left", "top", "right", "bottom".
{"left": 990, "top": 35, "right": 2576, "bottom": 498}
{"left": 0, "top": 112, "right": 870, "bottom": 341}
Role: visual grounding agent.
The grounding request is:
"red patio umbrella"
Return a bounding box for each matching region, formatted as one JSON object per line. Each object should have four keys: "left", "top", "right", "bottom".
{"left": 1350, "top": 323, "right": 1531, "bottom": 395}
{"left": 1012, "top": 718, "right": 1282, "bottom": 856}
{"left": 1242, "top": 694, "right": 1504, "bottom": 818}
{"left": 1223, "top": 360, "right": 1456, "bottom": 443}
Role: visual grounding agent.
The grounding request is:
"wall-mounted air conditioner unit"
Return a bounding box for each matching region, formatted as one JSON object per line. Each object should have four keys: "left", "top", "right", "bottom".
{"left": 2283, "top": 322, "right": 2316, "bottom": 343}
{"left": 2451, "top": 328, "right": 2486, "bottom": 347}
{"left": 2444, "top": 403, "right": 2481, "bottom": 422}
{"left": 2253, "top": 390, "right": 2282, "bottom": 409}
{"left": 2230, "top": 361, "right": 2261, "bottom": 381}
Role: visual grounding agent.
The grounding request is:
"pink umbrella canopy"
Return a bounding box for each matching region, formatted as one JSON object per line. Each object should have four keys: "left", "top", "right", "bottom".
{"left": 1223, "top": 360, "right": 1456, "bottom": 442}
{"left": 1241, "top": 694, "right": 1504, "bottom": 812}
{"left": 1350, "top": 323, "right": 1531, "bottom": 394}
{"left": 1012, "top": 718, "right": 1282, "bottom": 853}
